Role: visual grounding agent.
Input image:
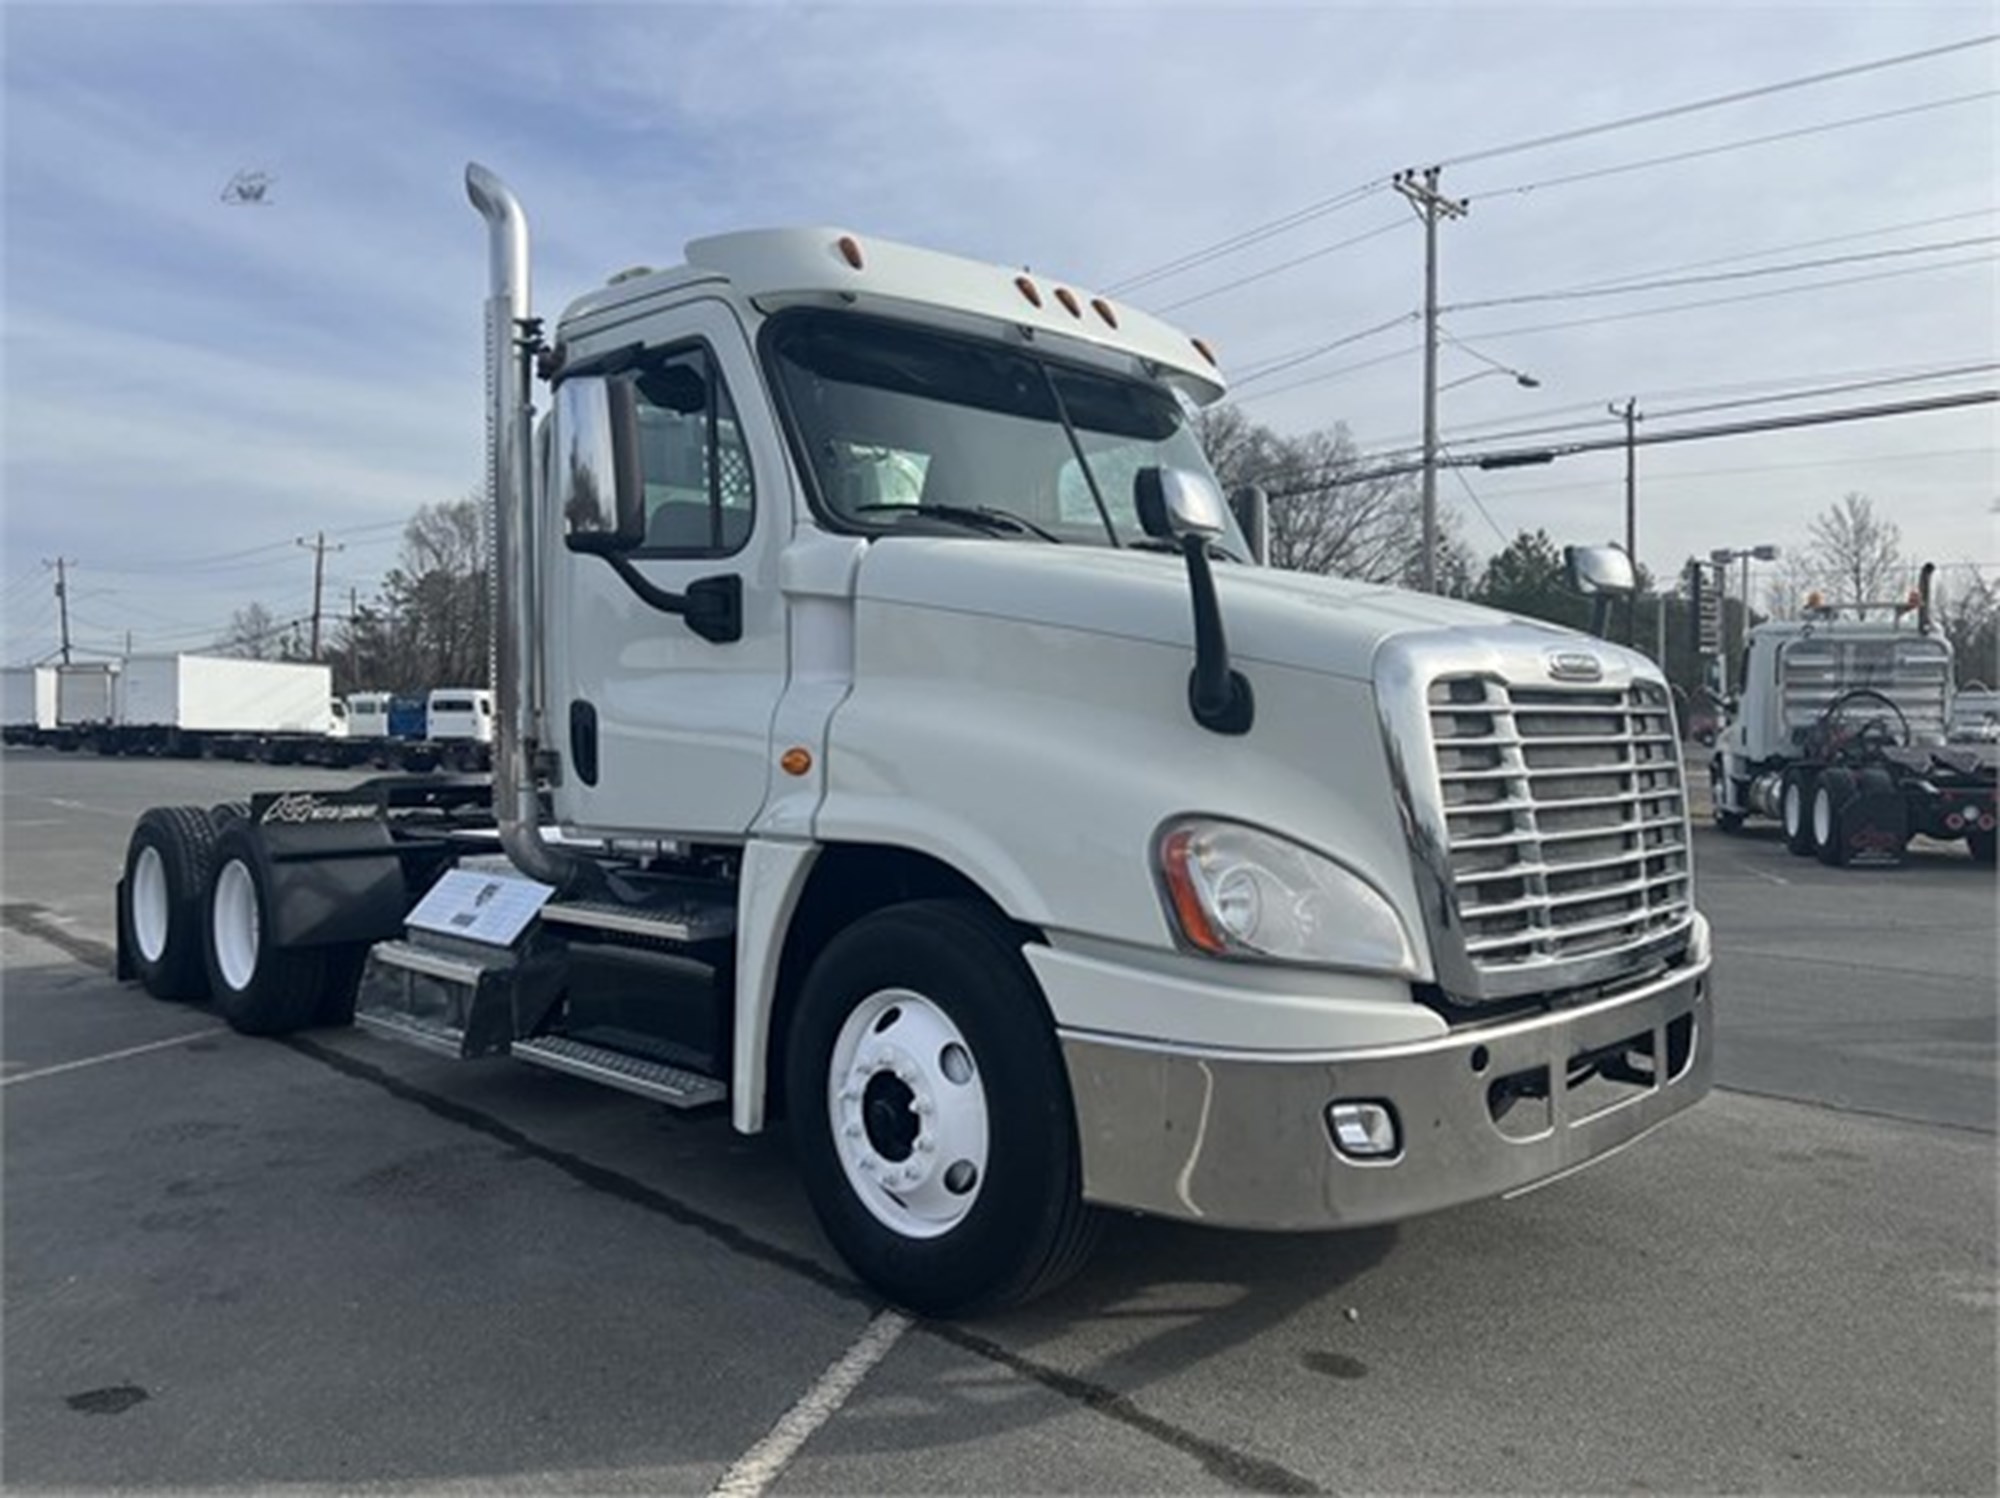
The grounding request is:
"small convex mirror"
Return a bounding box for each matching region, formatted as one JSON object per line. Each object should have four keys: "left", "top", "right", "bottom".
{"left": 1564, "top": 543, "right": 1636, "bottom": 596}
{"left": 556, "top": 377, "right": 645, "bottom": 554}
{"left": 1136, "top": 467, "right": 1228, "bottom": 542}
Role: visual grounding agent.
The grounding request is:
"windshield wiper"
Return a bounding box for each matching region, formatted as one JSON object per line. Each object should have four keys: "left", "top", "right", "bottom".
{"left": 855, "top": 503, "right": 1063, "bottom": 543}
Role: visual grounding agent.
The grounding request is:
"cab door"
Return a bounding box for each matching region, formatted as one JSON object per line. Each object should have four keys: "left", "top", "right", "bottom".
{"left": 549, "top": 299, "right": 791, "bottom": 840}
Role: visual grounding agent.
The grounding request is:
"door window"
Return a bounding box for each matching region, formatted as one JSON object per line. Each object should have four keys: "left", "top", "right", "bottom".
{"left": 631, "top": 347, "right": 755, "bottom": 556}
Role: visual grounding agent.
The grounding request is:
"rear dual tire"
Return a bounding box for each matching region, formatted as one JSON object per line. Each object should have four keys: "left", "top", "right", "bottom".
{"left": 202, "top": 825, "right": 366, "bottom": 1036}
{"left": 121, "top": 807, "right": 226, "bottom": 1002}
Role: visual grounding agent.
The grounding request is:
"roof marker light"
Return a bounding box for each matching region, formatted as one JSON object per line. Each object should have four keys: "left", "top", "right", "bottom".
{"left": 836, "top": 235, "right": 865, "bottom": 270}
{"left": 1091, "top": 297, "right": 1119, "bottom": 328}
{"left": 1191, "top": 336, "right": 1219, "bottom": 367}
{"left": 1054, "top": 287, "right": 1082, "bottom": 318}
{"left": 1014, "top": 275, "right": 1043, "bottom": 309}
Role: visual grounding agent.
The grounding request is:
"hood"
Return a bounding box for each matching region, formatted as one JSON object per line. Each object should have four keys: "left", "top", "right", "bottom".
{"left": 852, "top": 537, "right": 1580, "bottom": 682}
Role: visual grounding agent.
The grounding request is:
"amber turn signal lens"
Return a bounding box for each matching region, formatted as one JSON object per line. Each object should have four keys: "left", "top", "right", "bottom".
{"left": 780, "top": 747, "right": 813, "bottom": 777}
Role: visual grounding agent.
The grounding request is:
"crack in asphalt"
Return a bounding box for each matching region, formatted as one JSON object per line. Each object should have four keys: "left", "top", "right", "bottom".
{"left": 0, "top": 901, "right": 1320, "bottom": 1495}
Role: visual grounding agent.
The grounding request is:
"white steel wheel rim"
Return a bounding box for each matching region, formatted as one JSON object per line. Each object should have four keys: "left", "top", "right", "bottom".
{"left": 131, "top": 845, "right": 171, "bottom": 962}
{"left": 1813, "top": 786, "right": 1835, "bottom": 848}
{"left": 827, "top": 987, "right": 990, "bottom": 1240}
{"left": 1782, "top": 783, "right": 1802, "bottom": 838}
{"left": 212, "top": 859, "right": 261, "bottom": 992}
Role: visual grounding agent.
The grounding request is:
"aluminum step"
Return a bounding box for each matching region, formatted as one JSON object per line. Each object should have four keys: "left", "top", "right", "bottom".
{"left": 353, "top": 1006, "right": 471, "bottom": 1061}
{"left": 538, "top": 898, "right": 735, "bottom": 946}
{"left": 510, "top": 1035, "right": 727, "bottom": 1109}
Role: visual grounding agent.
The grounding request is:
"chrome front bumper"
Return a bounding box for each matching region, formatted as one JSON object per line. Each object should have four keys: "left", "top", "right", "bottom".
{"left": 1059, "top": 955, "right": 1713, "bottom": 1231}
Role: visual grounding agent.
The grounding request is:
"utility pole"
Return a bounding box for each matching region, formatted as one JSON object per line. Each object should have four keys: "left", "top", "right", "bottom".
{"left": 1395, "top": 166, "right": 1467, "bottom": 594}
{"left": 1611, "top": 398, "right": 1640, "bottom": 641}
{"left": 44, "top": 558, "right": 75, "bottom": 664}
{"left": 297, "top": 531, "right": 345, "bottom": 661}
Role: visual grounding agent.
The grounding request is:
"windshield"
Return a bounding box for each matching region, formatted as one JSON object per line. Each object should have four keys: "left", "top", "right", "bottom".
{"left": 767, "top": 311, "right": 1244, "bottom": 555}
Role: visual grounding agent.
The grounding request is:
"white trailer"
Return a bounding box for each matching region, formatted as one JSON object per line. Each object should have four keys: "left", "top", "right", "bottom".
{"left": 56, "top": 663, "right": 118, "bottom": 727}
{"left": 87, "top": 655, "right": 335, "bottom": 759}
{"left": 1, "top": 666, "right": 57, "bottom": 736}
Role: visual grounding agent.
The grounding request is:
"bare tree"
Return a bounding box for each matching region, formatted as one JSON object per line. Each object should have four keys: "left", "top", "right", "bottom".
{"left": 1194, "top": 407, "right": 1473, "bottom": 591}
{"left": 1760, "top": 552, "right": 1823, "bottom": 620}
{"left": 1807, "top": 492, "right": 1904, "bottom": 617}
{"left": 1934, "top": 565, "right": 1998, "bottom": 684}
{"left": 374, "top": 494, "right": 490, "bottom": 690}
{"left": 216, "top": 601, "right": 281, "bottom": 659}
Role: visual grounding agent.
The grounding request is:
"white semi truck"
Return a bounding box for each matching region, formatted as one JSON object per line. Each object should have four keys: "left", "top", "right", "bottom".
{"left": 1710, "top": 575, "right": 1997, "bottom": 866}
{"left": 114, "top": 165, "right": 1714, "bottom": 1314}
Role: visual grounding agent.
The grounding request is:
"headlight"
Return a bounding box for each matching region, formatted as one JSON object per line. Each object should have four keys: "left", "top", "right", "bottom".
{"left": 1155, "top": 818, "right": 1418, "bottom": 974}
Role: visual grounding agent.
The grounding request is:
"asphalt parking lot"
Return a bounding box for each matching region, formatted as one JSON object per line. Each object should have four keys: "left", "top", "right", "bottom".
{"left": 4, "top": 749, "right": 1994, "bottom": 1493}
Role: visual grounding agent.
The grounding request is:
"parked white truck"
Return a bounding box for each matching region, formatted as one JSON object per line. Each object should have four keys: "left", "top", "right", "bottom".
{"left": 114, "top": 165, "right": 1714, "bottom": 1314}
{"left": 1710, "top": 575, "right": 1996, "bottom": 865}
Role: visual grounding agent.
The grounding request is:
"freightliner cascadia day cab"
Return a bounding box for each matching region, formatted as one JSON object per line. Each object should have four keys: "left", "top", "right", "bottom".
{"left": 115, "top": 164, "right": 1715, "bottom": 1315}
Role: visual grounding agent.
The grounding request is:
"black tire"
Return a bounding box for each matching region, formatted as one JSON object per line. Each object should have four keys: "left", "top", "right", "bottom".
{"left": 786, "top": 899, "right": 1101, "bottom": 1318}
{"left": 120, "top": 806, "right": 226, "bottom": 1002}
{"left": 1967, "top": 827, "right": 1997, "bottom": 867}
{"left": 1780, "top": 769, "right": 1817, "bottom": 856}
{"left": 1813, "top": 769, "right": 1858, "bottom": 867}
{"left": 202, "top": 823, "right": 328, "bottom": 1037}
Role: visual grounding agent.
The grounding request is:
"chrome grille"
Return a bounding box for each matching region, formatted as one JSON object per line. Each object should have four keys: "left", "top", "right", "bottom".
{"left": 1428, "top": 675, "right": 1691, "bottom": 978}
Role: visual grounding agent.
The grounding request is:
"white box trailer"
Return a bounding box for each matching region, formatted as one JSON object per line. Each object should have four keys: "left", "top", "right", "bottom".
{"left": 56, "top": 662, "right": 118, "bottom": 726}
{"left": 116, "top": 654, "right": 334, "bottom": 735}
{"left": 2, "top": 666, "right": 57, "bottom": 731}
{"left": 89, "top": 655, "right": 337, "bottom": 760}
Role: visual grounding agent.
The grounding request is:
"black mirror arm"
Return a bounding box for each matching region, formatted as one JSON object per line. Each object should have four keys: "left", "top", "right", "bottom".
{"left": 599, "top": 556, "right": 743, "bottom": 644}
{"left": 1181, "top": 536, "right": 1254, "bottom": 735}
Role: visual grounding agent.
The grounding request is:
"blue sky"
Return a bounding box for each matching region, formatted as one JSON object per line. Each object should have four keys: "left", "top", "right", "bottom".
{"left": 3, "top": 2, "right": 1993, "bottom": 663}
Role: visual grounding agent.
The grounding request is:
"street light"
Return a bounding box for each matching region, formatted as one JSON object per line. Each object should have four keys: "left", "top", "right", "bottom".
{"left": 1440, "top": 366, "right": 1540, "bottom": 393}
{"left": 1709, "top": 544, "right": 1780, "bottom": 695}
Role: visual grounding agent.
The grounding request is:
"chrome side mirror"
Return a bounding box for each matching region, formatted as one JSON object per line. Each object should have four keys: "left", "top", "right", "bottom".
{"left": 1564, "top": 544, "right": 1635, "bottom": 597}
{"left": 1136, "top": 467, "right": 1228, "bottom": 543}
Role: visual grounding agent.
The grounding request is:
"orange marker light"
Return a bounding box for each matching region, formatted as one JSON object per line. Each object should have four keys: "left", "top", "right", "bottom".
{"left": 1191, "top": 336, "right": 1218, "bottom": 367}
{"left": 1014, "top": 275, "right": 1043, "bottom": 309}
{"left": 1158, "top": 828, "right": 1225, "bottom": 954}
{"left": 1091, "top": 297, "right": 1118, "bottom": 328}
{"left": 780, "top": 747, "right": 813, "bottom": 777}
{"left": 837, "top": 235, "right": 865, "bottom": 270}
{"left": 1054, "top": 287, "right": 1081, "bottom": 317}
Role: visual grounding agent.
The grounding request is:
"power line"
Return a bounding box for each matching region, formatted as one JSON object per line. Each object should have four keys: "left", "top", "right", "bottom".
{"left": 1562, "top": 205, "right": 1996, "bottom": 287}
{"left": 1438, "top": 34, "right": 1996, "bottom": 168}
{"left": 1469, "top": 90, "right": 1997, "bottom": 199}
{"left": 1230, "top": 311, "right": 1420, "bottom": 385}
{"left": 1257, "top": 388, "right": 1997, "bottom": 496}
{"left": 1450, "top": 445, "right": 1994, "bottom": 501}
{"left": 1361, "top": 361, "right": 2000, "bottom": 464}
{"left": 1443, "top": 233, "right": 1998, "bottom": 312}
{"left": 1223, "top": 344, "right": 1423, "bottom": 408}
{"left": 1457, "top": 252, "right": 1997, "bottom": 342}
{"left": 1103, "top": 181, "right": 1390, "bottom": 294}
{"left": 1099, "top": 35, "right": 1993, "bottom": 298}
{"left": 1154, "top": 219, "right": 1411, "bottom": 314}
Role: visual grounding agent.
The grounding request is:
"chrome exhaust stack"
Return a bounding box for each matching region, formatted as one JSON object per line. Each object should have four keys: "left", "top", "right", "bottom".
{"left": 465, "top": 162, "right": 578, "bottom": 889}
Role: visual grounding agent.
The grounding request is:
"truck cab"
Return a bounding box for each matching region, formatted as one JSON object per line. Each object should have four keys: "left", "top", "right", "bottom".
{"left": 113, "top": 165, "right": 1716, "bottom": 1315}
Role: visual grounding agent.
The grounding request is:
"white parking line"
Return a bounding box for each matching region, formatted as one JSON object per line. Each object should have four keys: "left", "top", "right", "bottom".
{"left": 709, "top": 1309, "right": 912, "bottom": 1498}
{"left": 1, "top": 1027, "right": 228, "bottom": 1088}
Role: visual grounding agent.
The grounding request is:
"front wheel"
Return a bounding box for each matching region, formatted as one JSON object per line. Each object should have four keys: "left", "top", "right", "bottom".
{"left": 786, "top": 900, "right": 1100, "bottom": 1318}
{"left": 1710, "top": 765, "right": 1745, "bottom": 832}
{"left": 1781, "top": 769, "right": 1817, "bottom": 857}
